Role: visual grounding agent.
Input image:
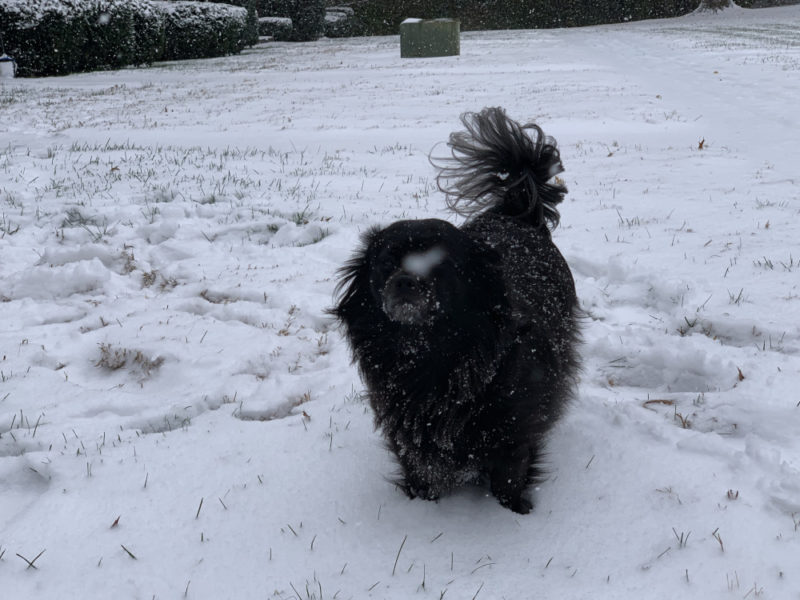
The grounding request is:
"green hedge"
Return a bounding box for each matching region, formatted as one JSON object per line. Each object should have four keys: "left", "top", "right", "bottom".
{"left": 347, "top": 0, "right": 703, "bottom": 36}
{"left": 252, "top": 0, "right": 326, "bottom": 41}
{"left": 158, "top": 1, "right": 250, "bottom": 60}
{"left": 325, "top": 7, "right": 357, "bottom": 38}
{"left": 261, "top": 0, "right": 294, "bottom": 17}
{"left": 0, "top": 0, "right": 253, "bottom": 77}
{"left": 259, "top": 16, "right": 292, "bottom": 39}
{"left": 287, "top": 0, "right": 325, "bottom": 41}
{"left": 0, "top": 0, "right": 161, "bottom": 76}
{"left": 163, "top": 0, "right": 260, "bottom": 47}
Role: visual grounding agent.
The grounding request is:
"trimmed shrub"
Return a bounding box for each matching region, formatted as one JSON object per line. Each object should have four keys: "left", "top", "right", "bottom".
{"left": 157, "top": 1, "right": 249, "bottom": 61}
{"left": 176, "top": 0, "right": 260, "bottom": 45}
{"left": 259, "top": 16, "right": 293, "bottom": 39}
{"left": 345, "top": 0, "right": 701, "bottom": 36}
{"left": 261, "top": 0, "right": 294, "bottom": 17}
{"left": 133, "top": 4, "right": 169, "bottom": 66}
{"left": 243, "top": 0, "right": 260, "bottom": 46}
{"left": 0, "top": 0, "right": 254, "bottom": 77}
{"left": 260, "top": 1, "right": 349, "bottom": 41}
{"left": 325, "top": 6, "right": 357, "bottom": 38}
{"left": 0, "top": 0, "right": 163, "bottom": 77}
{"left": 287, "top": 0, "right": 325, "bottom": 41}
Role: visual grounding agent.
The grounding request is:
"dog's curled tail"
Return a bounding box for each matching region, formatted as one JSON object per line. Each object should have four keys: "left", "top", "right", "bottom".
{"left": 434, "top": 107, "right": 567, "bottom": 230}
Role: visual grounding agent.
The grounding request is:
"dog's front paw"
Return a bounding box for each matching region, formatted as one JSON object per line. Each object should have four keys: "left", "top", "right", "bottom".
{"left": 496, "top": 493, "right": 532, "bottom": 514}
{"left": 408, "top": 485, "right": 441, "bottom": 502}
{"left": 396, "top": 478, "right": 440, "bottom": 502}
{"left": 398, "top": 480, "right": 419, "bottom": 499}
{"left": 495, "top": 494, "right": 533, "bottom": 515}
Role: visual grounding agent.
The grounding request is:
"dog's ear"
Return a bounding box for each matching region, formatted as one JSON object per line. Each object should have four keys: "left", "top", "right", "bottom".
{"left": 329, "top": 226, "right": 384, "bottom": 327}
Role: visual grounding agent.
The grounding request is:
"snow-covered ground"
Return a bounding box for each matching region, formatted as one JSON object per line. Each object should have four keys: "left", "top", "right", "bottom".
{"left": 2, "top": 5, "right": 799, "bottom": 598}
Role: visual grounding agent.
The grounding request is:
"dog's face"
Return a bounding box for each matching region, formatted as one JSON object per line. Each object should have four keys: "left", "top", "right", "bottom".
{"left": 363, "top": 219, "right": 497, "bottom": 326}
{"left": 377, "top": 243, "right": 446, "bottom": 324}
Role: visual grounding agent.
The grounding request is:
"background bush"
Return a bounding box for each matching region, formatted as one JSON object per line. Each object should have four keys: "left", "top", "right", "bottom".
{"left": 260, "top": 0, "right": 295, "bottom": 17}
{"left": 0, "top": 0, "right": 163, "bottom": 77}
{"left": 255, "top": 0, "right": 327, "bottom": 41}
{"left": 158, "top": 1, "right": 250, "bottom": 61}
{"left": 2, "top": 0, "right": 783, "bottom": 78}
{"left": 342, "top": 0, "right": 715, "bottom": 35}
{"left": 242, "top": 0, "right": 261, "bottom": 47}
{"left": 183, "top": 0, "right": 260, "bottom": 45}
{"left": 324, "top": 6, "right": 357, "bottom": 38}
{"left": 287, "top": 0, "right": 326, "bottom": 41}
{"left": 0, "top": 0, "right": 253, "bottom": 77}
{"left": 259, "top": 16, "right": 293, "bottom": 40}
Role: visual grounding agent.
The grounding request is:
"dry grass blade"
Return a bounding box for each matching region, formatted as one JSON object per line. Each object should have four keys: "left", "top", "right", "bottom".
{"left": 392, "top": 534, "right": 408, "bottom": 576}
{"left": 642, "top": 399, "right": 675, "bottom": 410}
{"left": 472, "top": 582, "right": 485, "bottom": 600}
{"left": 471, "top": 562, "right": 496, "bottom": 575}
{"left": 195, "top": 497, "right": 204, "bottom": 519}
{"left": 712, "top": 528, "right": 725, "bottom": 552}
{"left": 289, "top": 581, "right": 302, "bottom": 600}
{"left": 16, "top": 549, "right": 46, "bottom": 569}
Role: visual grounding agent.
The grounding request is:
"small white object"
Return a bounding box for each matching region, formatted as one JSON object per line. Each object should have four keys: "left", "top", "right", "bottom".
{"left": 402, "top": 246, "right": 447, "bottom": 277}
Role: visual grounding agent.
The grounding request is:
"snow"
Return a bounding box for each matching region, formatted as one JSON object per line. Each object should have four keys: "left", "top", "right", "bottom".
{"left": 262, "top": 16, "right": 292, "bottom": 25}
{"left": 1, "top": 0, "right": 159, "bottom": 28}
{"left": 1, "top": 4, "right": 800, "bottom": 598}
{"left": 153, "top": 0, "right": 246, "bottom": 21}
{"left": 402, "top": 247, "right": 447, "bottom": 277}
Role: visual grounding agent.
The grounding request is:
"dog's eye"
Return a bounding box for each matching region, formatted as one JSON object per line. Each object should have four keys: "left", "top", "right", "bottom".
{"left": 374, "top": 251, "right": 396, "bottom": 275}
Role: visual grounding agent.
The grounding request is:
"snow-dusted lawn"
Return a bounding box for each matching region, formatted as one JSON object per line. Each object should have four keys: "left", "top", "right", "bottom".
{"left": 2, "top": 5, "right": 799, "bottom": 598}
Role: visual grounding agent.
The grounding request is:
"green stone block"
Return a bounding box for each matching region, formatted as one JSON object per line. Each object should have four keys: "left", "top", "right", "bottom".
{"left": 400, "top": 18, "right": 460, "bottom": 58}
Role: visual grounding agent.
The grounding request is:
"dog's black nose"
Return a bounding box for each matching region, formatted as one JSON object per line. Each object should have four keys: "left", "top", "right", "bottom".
{"left": 391, "top": 274, "right": 420, "bottom": 297}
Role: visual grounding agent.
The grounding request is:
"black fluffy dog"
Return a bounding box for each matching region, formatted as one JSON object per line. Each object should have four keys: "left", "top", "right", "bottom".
{"left": 332, "top": 107, "right": 580, "bottom": 513}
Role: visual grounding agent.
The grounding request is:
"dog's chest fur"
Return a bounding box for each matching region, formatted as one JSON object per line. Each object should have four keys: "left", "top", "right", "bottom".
{"left": 365, "top": 335, "right": 509, "bottom": 491}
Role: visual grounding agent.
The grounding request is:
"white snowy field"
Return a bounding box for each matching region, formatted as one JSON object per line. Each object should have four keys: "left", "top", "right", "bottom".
{"left": 2, "top": 4, "right": 800, "bottom": 598}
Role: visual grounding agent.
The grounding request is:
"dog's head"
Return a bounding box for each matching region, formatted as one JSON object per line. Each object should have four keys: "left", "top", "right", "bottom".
{"left": 373, "top": 221, "right": 457, "bottom": 325}
{"left": 333, "top": 218, "right": 506, "bottom": 331}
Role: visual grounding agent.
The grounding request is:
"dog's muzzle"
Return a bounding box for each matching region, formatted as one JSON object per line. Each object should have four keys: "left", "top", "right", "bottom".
{"left": 382, "top": 272, "right": 435, "bottom": 324}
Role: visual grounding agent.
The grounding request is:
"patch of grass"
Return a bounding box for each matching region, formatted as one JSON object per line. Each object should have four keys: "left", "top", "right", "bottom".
{"left": 674, "top": 406, "right": 692, "bottom": 429}
{"left": 672, "top": 527, "right": 691, "bottom": 548}
{"left": 291, "top": 207, "right": 313, "bottom": 225}
{"left": 142, "top": 270, "right": 178, "bottom": 290}
{"left": 727, "top": 288, "right": 746, "bottom": 305}
{"left": 0, "top": 213, "right": 20, "bottom": 236}
{"left": 3, "top": 191, "right": 22, "bottom": 210}
{"left": 61, "top": 208, "right": 98, "bottom": 228}
{"left": 676, "top": 316, "right": 715, "bottom": 338}
{"left": 95, "top": 343, "right": 164, "bottom": 377}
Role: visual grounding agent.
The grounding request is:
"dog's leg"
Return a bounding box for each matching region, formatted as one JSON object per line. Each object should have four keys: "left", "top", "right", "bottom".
{"left": 397, "top": 469, "right": 442, "bottom": 502}
{"left": 488, "top": 442, "right": 534, "bottom": 514}
{"left": 391, "top": 444, "right": 443, "bottom": 502}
